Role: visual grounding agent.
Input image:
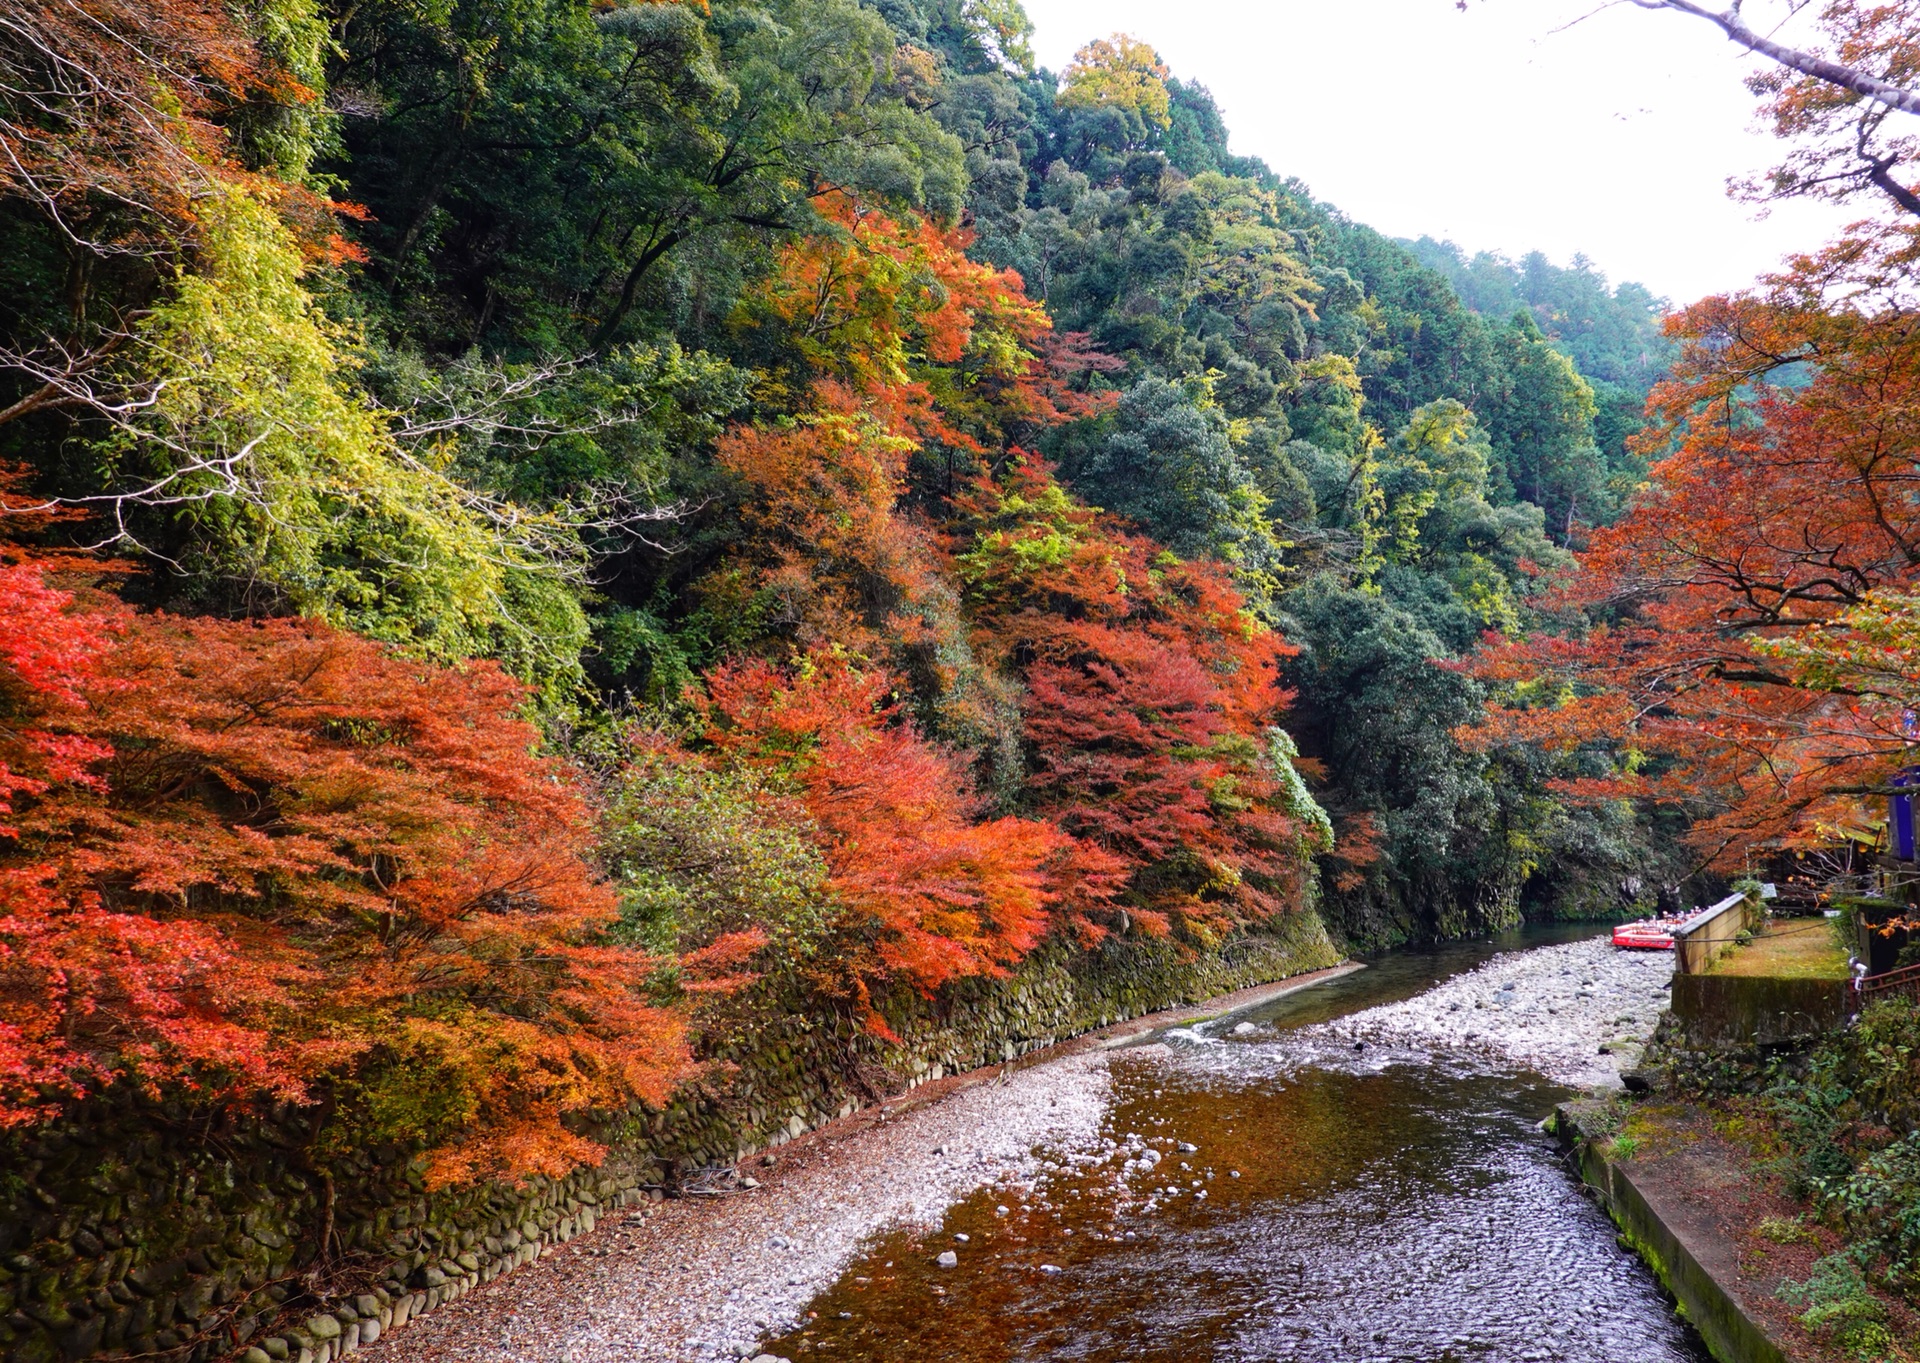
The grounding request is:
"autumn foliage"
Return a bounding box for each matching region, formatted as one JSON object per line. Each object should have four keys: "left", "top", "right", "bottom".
{"left": 0, "top": 0, "right": 258, "bottom": 239}
{"left": 689, "top": 196, "right": 1318, "bottom": 1013}
{"left": 751, "top": 192, "right": 1111, "bottom": 449}
{"left": 0, "top": 544, "right": 691, "bottom": 1184}
{"left": 0, "top": 0, "right": 351, "bottom": 273}
{"left": 1469, "top": 243, "right": 1920, "bottom": 865}
{"left": 0, "top": 179, "right": 1323, "bottom": 1180}
{"left": 716, "top": 384, "right": 936, "bottom": 658}
{"left": 717, "top": 195, "right": 1117, "bottom": 662}
{"left": 698, "top": 651, "right": 1105, "bottom": 1014}
{"left": 958, "top": 457, "right": 1316, "bottom": 938}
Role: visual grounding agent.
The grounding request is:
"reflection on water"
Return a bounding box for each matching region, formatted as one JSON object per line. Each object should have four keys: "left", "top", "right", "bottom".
{"left": 760, "top": 929, "right": 1706, "bottom": 1363}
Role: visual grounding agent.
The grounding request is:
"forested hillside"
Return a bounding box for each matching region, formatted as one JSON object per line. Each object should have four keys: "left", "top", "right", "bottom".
{"left": 0, "top": 0, "right": 1685, "bottom": 1190}
{"left": 1400, "top": 237, "right": 1674, "bottom": 473}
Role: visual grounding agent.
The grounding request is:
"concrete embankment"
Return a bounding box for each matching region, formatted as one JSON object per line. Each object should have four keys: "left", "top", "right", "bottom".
{"left": 1554, "top": 1100, "right": 1791, "bottom": 1363}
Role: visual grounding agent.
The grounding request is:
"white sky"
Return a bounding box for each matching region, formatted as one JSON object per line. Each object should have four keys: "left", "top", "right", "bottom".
{"left": 1020, "top": 0, "right": 1864, "bottom": 306}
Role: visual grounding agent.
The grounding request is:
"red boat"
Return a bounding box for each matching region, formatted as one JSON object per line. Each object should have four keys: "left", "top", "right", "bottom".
{"left": 1612, "top": 917, "right": 1687, "bottom": 950}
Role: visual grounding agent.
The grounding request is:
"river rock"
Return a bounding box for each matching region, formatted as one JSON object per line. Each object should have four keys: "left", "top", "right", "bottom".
{"left": 936, "top": 1251, "right": 958, "bottom": 1268}
{"left": 1307, "top": 936, "right": 1674, "bottom": 1089}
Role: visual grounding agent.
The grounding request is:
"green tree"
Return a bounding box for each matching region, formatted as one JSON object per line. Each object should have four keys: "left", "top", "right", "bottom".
{"left": 331, "top": 0, "right": 967, "bottom": 354}
{"left": 95, "top": 187, "right": 594, "bottom": 687}
{"left": 1405, "top": 237, "right": 1674, "bottom": 392}
{"left": 1481, "top": 310, "right": 1606, "bottom": 536}
{"left": 1280, "top": 580, "right": 1531, "bottom": 944}
{"left": 1052, "top": 375, "right": 1282, "bottom": 594}
{"left": 1376, "top": 399, "right": 1564, "bottom": 633}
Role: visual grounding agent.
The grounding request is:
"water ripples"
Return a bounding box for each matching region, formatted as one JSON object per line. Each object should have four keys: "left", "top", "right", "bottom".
{"left": 759, "top": 937, "right": 1707, "bottom": 1363}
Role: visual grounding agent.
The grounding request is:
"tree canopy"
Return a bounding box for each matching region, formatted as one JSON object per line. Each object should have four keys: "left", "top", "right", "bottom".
{"left": 0, "top": 0, "right": 1695, "bottom": 1184}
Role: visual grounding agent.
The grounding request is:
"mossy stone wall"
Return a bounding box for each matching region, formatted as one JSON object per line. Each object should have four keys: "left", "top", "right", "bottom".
{"left": 1669, "top": 974, "right": 1853, "bottom": 1048}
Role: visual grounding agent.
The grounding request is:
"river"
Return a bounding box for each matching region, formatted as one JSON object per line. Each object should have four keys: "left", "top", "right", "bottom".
{"left": 755, "top": 928, "right": 1708, "bottom": 1363}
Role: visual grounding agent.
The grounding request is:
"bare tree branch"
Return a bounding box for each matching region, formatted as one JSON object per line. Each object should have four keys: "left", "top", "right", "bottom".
{"left": 0, "top": 334, "right": 690, "bottom": 569}
{"left": 0, "top": 335, "right": 127, "bottom": 428}
{"left": 1631, "top": 0, "right": 1920, "bottom": 117}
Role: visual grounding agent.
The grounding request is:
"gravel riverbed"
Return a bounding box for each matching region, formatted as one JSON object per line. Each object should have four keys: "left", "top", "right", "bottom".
{"left": 1309, "top": 935, "right": 1673, "bottom": 1089}
{"left": 371, "top": 1053, "right": 1112, "bottom": 1363}
{"left": 367, "top": 940, "right": 1673, "bottom": 1362}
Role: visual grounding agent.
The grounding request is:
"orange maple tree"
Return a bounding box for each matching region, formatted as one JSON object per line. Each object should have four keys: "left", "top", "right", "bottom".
{"left": 0, "top": 0, "right": 356, "bottom": 265}
{"left": 692, "top": 190, "right": 1321, "bottom": 1006}
{"left": 1, "top": 0, "right": 258, "bottom": 243}
{"left": 750, "top": 192, "right": 1112, "bottom": 450}
{"left": 1468, "top": 240, "right": 1920, "bottom": 866}
{"left": 717, "top": 193, "right": 1118, "bottom": 662}
{"left": 715, "top": 382, "right": 941, "bottom": 659}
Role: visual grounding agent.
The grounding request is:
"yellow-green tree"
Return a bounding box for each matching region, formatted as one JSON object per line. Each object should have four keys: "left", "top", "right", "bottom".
{"left": 1058, "top": 34, "right": 1173, "bottom": 130}
{"left": 104, "top": 187, "right": 591, "bottom": 687}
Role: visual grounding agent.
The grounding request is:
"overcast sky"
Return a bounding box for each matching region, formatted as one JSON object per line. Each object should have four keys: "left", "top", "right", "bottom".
{"left": 1020, "top": 0, "right": 1862, "bottom": 306}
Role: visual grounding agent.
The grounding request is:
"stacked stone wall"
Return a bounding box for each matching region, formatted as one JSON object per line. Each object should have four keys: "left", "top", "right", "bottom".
{"left": 0, "top": 914, "right": 1339, "bottom": 1363}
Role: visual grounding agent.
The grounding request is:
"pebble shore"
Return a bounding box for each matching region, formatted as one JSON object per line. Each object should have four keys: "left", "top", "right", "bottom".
{"left": 369, "top": 1052, "right": 1112, "bottom": 1363}
{"left": 1314, "top": 936, "right": 1673, "bottom": 1088}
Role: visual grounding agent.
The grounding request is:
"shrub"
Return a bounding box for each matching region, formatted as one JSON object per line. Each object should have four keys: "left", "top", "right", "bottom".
{"left": 1776, "top": 1252, "right": 1899, "bottom": 1361}
{"left": 602, "top": 728, "right": 831, "bottom": 962}
{"left": 1760, "top": 998, "right": 1920, "bottom": 1286}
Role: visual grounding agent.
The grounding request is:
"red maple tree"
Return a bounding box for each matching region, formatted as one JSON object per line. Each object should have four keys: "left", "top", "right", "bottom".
{"left": 956, "top": 457, "right": 1314, "bottom": 938}
{"left": 0, "top": 542, "right": 698, "bottom": 1182}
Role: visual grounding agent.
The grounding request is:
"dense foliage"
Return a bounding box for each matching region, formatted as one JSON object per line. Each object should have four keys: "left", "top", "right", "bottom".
{"left": 0, "top": 0, "right": 1689, "bottom": 1180}
{"left": 0, "top": 530, "right": 695, "bottom": 1185}
{"left": 1467, "top": 0, "right": 1920, "bottom": 890}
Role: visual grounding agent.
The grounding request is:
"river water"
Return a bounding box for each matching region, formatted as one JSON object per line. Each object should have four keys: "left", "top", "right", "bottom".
{"left": 758, "top": 929, "right": 1709, "bottom": 1363}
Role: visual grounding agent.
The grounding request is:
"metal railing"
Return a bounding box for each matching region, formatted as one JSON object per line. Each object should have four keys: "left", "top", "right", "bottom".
{"left": 1858, "top": 959, "right": 1920, "bottom": 1004}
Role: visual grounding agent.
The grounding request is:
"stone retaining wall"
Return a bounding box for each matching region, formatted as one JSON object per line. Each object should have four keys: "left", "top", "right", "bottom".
{"left": 1669, "top": 973, "right": 1854, "bottom": 1048}
{"left": 0, "top": 914, "right": 1339, "bottom": 1363}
